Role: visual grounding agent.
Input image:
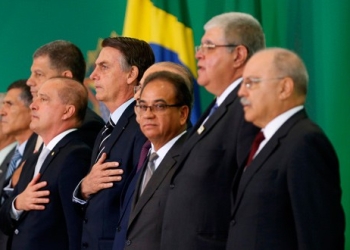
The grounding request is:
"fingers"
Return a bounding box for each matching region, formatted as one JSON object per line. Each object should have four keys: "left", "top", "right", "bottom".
{"left": 96, "top": 152, "right": 107, "bottom": 164}
{"left": 31, "top": 173, "right": 42, "bottom": 184}
{"left": 81, "top": 161, "right": 123, "bottom": 199}
{"left": 103, "top": 168, "right": 123, "bottom": 177}
{"left": 15, "top": 180, "right": 50, "bottom": 211}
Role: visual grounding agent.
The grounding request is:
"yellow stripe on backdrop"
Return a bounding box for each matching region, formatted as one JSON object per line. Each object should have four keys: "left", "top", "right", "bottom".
{"left": 123, "top": 0, "right": 197, "bottom": 77}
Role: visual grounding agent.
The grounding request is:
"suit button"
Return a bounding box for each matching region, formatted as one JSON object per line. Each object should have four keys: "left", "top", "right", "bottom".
{"left": 170, "top": 184, "right": 175, "bottom": 189}
{"left": 230, "top": 220, "right": 236, "bottom": 226}
{"left": 82, "top": 242, "right": 88, "bottom": 248}
{"left": 83, "top": 218, "right": 88, "bottom": 223}
{"left": 126, "top": 239, "right": 132, "bottom": 246}
{"left": 14, "top": 229, "right": 19, "bottom": 235}
{"left": 117, "top": 226, "right": 121, "bottom": 232}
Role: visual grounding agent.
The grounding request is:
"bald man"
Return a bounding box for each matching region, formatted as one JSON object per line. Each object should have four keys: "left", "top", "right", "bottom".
{"left": 227, "top": 48, "right": 344, "bottom": 249}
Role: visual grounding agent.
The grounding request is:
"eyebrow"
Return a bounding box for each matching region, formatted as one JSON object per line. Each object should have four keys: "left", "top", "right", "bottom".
{"left": 3, "top": 100, "right": 12, "bottom": 105}
{"left": 139, "top": 98, "right": 167, "bottom": 104}
{"left": 38, "top": 93, "right": 50, "bottom": 99}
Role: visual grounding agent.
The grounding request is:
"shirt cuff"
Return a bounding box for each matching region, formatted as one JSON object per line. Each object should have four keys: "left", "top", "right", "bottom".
{"left": 11, "top": 196, "right": 23, "bottom": 221}
{"left": 72, "top": 179, "right": 88, "bottom": 205}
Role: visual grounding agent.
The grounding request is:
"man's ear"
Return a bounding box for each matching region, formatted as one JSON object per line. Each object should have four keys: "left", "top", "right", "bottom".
{"left": 179, "top": 106, "right": 190, "bottom": 126}
{"left": 232, "top": 45, "right": 249, "bottom": 68}
{"left": 62, "top": 105, "right": 75, "bottom": 120}
{"left": 126, "top": 66, "right": 139, "bottom": 85}
{"left": 62, "top": 70, "right": 73, "bottom": 79}
{"left": 278, "top": 77, "right": 294, "bottom": 100}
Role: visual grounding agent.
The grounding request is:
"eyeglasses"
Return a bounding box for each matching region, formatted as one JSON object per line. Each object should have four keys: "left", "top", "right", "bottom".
{"left": 135, "top": 103, "right": 183, "bottom": 114}
{"left": 134, "top": 85, "right": 142, "bottom": 94}
{"left": 242, "top": 77, "right": 285, "bottom": 89}
{"left": 195, "top": 43, "right": 238, "bottom": 53}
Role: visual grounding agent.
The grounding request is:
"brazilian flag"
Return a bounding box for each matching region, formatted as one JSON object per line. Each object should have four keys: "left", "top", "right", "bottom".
{"left": 123, "top": 0, "right": 201, "bottom": 124}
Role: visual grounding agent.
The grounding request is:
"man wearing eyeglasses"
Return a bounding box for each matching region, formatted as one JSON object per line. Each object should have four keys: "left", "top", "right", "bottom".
{"left": 112, "top": 62, "right": 193, "bottom": 249}
{"left": 161, "top": 12, "right": 265, "bottom": 250}
{"left": 112, "top": 71, "right": 192, "bottom": 250}
{"left": 225, "top": 48, "right": 345, "bottom": 249}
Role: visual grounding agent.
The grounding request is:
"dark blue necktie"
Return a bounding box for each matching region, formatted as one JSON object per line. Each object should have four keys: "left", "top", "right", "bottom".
{"left": 208, "top": 103, "right": 218, "bottom": 117}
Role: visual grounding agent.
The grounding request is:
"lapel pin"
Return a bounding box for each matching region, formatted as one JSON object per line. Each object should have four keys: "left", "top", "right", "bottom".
{"left": 51, "top": 152, "right": 55, "bottom": 156}
{"left": 197, "top": 125, "right": 205, "bottom": 135}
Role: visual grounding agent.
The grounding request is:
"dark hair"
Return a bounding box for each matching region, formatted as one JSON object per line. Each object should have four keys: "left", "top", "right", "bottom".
{"left": 7, "top": 79, "right": 32, "bottom": 107}
{"left": 102, "top": 37, "right": 155, "bottom": 82}
{"left": 142, "top": 71, "right": 193, "bottom": 122}
{"left": 33, "top": 40, "right": 86, "bottom": 83}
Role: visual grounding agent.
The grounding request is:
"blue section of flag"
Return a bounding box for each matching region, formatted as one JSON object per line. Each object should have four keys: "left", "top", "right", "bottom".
{"left": 150, "top": 43, "right": 201, "bottom": 125}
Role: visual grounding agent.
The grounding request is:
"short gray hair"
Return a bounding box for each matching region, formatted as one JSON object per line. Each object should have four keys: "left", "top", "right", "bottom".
{"left": 204, "top": 12, "right": 265, "bottom": 59}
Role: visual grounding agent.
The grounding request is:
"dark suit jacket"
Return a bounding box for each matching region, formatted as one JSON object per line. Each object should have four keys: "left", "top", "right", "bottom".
{"left": 80, "top": 101, "right": 147, "bottom": 250}
{"left": 0, "top": 147, "right": 16, "bottom": 197}
{"left": 79, "top": 107, "right": 105, "bottom": 149}
{"left": 160, "top": 86, "right": 259, "bottom": 250}
{"left": 112, "top": 133, "right": 187, "bottom": 250}
{"left": 0, "top": 132, "right": 37, "bottom": 199}
{"left": 21, "top": 133, "right": 38, "bottom": 162}
{"left": 0, "top": 131, "right": 91, "bottom": 250}
{"left": 226, "top": 109, "right": 345, "bottom": 250}
{"left": 0, "top": 133, "right": 37, "bottom": 250}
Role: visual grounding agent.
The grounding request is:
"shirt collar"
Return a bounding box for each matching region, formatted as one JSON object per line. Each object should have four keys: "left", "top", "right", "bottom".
{"left": 216, "top": 77, "right": 242, "bottom": 106}
{"left": 45, "top": 128, "right": 77, "bottom": 150}
{"left": 110, "top": 98, "right": 134, "bottom": 125}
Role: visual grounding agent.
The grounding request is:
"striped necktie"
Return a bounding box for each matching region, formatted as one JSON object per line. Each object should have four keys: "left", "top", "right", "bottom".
{"left": 96, "top": 117, "right": 115, "bottom": 162}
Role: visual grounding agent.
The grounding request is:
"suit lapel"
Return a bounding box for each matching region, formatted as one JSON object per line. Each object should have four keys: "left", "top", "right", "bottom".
{"left": 177, "top": 87, "right": 239, "bottom": 171}
{"left": 91, "top": 101, "right": 136, "bottom": 162}
{"left": 233, "top": 110, "right": 307, "bottom": 214}
{"left": 128, "top": 134, "right": 186, "bottom": 227}
{"left": 38, "top": 131, "right": 77, "bottom": 177}
{"left": 0, "top": 147, "right": 16, "bottom": 185}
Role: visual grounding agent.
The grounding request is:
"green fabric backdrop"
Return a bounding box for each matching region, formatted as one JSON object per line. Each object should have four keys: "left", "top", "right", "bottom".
{"left": 1, "top": 0, "right": 349, "bottom": 247}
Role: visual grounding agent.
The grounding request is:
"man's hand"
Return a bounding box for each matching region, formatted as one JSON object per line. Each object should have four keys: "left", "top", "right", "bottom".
{"left": 15, "top": 174, "right": 50, "bottom": 211}
{"left": 81, "top": 153, "right": 123, "bottom": 200}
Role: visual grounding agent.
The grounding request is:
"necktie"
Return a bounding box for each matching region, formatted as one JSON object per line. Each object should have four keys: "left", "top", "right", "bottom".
{"left": 33, "top": 146, "right": 51, "bottom": 177}
{"left": 245, "top": 131, "right": 265, "bottom": 168}
{"left": 137, "top": 140, "right": 151, "bottom": 172}
{"left": 140, "top": 152, "right": 159, "bottom": 196}
{"left": 5, "top": 149, "right": 22, "bottom": 180}
{"left": 208, "top": 102, "right": 218, "bottom": 118}
{"left": 96, "top": 117, "right": 115, "bottom": 162}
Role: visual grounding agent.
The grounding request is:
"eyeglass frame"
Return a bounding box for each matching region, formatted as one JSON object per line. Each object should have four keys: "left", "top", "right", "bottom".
{"left": 242, "top": 77, "right": 286, "bottom": 89}
{"left": 195, "top": 43, "right": 239, "bottom": 53}
{"left": 135, "top": 103, "right": 183, "bottom": 114}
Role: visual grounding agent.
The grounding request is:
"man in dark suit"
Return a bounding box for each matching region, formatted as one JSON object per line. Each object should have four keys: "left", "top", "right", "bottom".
{"left": 27, "top": 40, "right": 104, "bottom": 150}
{"left": 0, "top": 77, "right": 92, "bottom": 249}
{"left": 72, "top": 37, "right": 155, "bottom": 250}
{"left": 160, "top": 12, "right": 265, "bottom": 250}
{"left": 113, "top": 71, "right": 192, "bottom": 249}
{"left": 0, "top": 81, "right": 39, "bottom": 193}
{"left": 226, "top": 48, "right": 345, "bottom": 249}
